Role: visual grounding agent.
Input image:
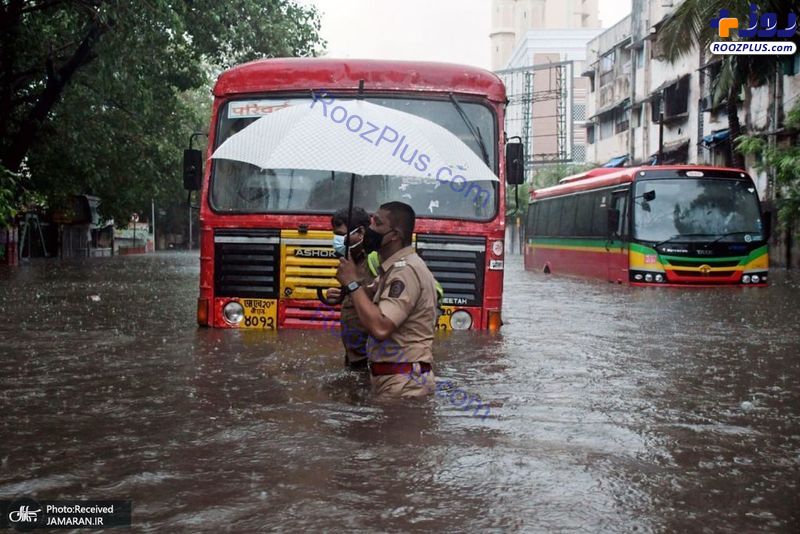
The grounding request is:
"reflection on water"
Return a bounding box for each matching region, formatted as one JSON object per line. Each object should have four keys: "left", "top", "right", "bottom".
{"left": 1, "top": 252, "right": 798, "bottom": 531}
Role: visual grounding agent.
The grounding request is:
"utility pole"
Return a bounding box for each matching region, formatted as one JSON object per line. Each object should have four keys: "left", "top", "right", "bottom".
{"left": 151, "top": 199, "right": 156, "bottom": 252}
{"left": 188, "top": 203, "right": 192, "bottom": 250}
{"left": 658, "top": 110, "right": 664, "bottom": 164}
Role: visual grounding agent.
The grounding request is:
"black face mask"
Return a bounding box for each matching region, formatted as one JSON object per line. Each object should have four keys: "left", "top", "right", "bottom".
{"left": 363, "top": 227, "right": 395, "bottom": 254}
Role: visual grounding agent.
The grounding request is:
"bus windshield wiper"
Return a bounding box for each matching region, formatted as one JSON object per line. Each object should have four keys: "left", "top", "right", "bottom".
{"left": 449, "top": 93, "right": 490, "bottom": 165}
{"left": 654, "top": 233, "right": 716, "bottom": 248}
{"left": 704, "top": 231, "right": 761, "bottom": 246}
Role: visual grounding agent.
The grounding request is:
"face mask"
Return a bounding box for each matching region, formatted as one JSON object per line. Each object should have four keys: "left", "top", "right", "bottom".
{"left": 332, "top": 234, "right": 347, "bottom": 257}
{"left": 332, "top": 229, "right": 363, "bottom": 257}
{"left": 363, "top": 227, "right": 395, "bottom": 254}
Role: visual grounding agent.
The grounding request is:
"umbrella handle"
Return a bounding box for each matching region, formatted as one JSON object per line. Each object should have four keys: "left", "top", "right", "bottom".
{"left": 317, "top": 286, "right": 345, "bottom": 306}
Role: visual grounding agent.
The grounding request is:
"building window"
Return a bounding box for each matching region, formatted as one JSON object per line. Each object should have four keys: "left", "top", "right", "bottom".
{"left": 632, "top": 105, "right": 643, "bottom": 128}
{"left": 614, "top": 108, "right": 630, "bottom": 134}
{"left": 785, "top": 53, "right": 800, "bottom": 76}
{"left": 574, "top": 104, "right": 586, "bottom": 122}
{"left": 600, "top": 118, "right": 614, "bottom": 140}
{"left": 587, "top": 124, "right": 595, "bottom": 144}
{"left": 572, "top": 144, "right": 587, "bottom": 162}
{"left": 600, "top": 52, "right": 615, "bottom": 73}
{"left": 664, "top": 75, "right": 690, "bottom": 117}
{"left": 635, "top": 47, "right": 644, "bottom": 69}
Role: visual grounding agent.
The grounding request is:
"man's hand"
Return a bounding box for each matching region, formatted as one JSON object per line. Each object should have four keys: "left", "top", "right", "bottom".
{"left": 336, "top": 256, "right": 359, "bottom": 286}
{"left": 326, "top": 287, "right": 342, "bottom": 300}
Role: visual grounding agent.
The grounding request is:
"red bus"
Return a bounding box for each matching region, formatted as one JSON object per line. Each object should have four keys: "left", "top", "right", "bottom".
{"left": 524, "top": 166, "right": 770, "bottom": 286}
{"left": 185, "top": 58, "right": 523, "bottom": 330}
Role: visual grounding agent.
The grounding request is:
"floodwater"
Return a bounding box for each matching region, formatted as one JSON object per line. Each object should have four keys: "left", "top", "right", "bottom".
{"left": 1, "top": 252, "right": 799, "bottom": 532}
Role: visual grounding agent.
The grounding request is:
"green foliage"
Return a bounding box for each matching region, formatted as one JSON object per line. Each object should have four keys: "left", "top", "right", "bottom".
{"left": 0, "top": 165, "right": 19, "bottom": 225}
{"left": 737, "top": 101, "right": 800, "bottom": 227}
{"left": 505, "top": 182, "right": 530, "bottom": 220}
{"left": 0, "top": 0, "right": 325, "bottom": 224}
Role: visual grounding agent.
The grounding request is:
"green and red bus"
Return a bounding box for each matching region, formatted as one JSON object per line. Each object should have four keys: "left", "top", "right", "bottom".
{"left": 185, "top": 58, "right": 523, "bottom": 330}
{"left": 524, "top": 166, "right": 770, "bottom": 286}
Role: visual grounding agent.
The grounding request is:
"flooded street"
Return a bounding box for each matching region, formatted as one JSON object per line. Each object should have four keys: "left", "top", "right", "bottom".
{"left": 1, "top": 252, "right": 799, "bottom": 532}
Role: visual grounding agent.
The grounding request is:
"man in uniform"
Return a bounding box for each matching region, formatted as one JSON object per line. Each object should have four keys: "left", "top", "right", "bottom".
{"left": 335, "top": 201, "right": 438, "bottom": 398}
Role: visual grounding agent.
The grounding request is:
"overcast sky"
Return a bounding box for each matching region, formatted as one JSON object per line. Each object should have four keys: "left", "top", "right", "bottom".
{"left": 298, "top": 0, "right": 631, "bottom": 70}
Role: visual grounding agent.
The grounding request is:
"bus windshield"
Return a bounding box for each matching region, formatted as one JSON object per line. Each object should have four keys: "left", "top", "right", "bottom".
{"left": 633, "top": 178, "right": 763, "bottom": 243}
{"left": 210, "top": 97, "right": 497, "bottom": 220}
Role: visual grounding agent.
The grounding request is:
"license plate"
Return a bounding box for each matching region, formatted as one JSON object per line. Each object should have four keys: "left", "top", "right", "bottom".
{"left": 436, "top": 306, "right": 455, "bottom": 331}
{"left": 240, "top": 298, "right": 277, "bottom": 329}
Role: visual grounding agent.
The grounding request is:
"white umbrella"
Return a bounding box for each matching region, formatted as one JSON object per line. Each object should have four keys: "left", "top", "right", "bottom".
{"left": 211, "top": 98, "right": 498, "bottom": 183}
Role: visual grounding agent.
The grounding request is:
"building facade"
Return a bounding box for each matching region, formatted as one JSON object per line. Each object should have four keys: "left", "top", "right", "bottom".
{"left": 583, "top": 0, "right": 800, "bottom": 198}
{"left": 491, "top": 0, "right": 601, "bottom": 174}
{"left": 490, "top": 0, "right": 600, "bottom": 70}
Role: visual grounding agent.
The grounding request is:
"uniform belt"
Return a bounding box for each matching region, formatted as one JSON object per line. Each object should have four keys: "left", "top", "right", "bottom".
{"left": 369, "top": 361, "right": 432, "bottom": 376}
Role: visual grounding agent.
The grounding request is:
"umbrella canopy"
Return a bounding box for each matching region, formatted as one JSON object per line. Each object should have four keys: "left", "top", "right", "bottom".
{"left": 211, "top": 99, "right": 498, "bottom": 183}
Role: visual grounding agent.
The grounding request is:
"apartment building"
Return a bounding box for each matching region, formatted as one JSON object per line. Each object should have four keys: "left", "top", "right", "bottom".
{"left": 491, "top": 0, "right": 601, "bottom": 169}
{"left": 584, "top": 0, "right": 800, "bottom": 197}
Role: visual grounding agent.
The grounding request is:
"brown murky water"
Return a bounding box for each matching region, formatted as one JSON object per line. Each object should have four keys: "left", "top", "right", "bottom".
{"left": 1, "top": 252, "right": 799, "bottom": 532}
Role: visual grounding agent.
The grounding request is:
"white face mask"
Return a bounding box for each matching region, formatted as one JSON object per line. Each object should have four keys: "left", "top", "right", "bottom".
{"left": 332, "top": 229, "right": 362, "bottom": 257}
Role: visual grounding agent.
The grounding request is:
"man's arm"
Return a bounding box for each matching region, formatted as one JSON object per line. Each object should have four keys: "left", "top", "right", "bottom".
{"left": 336, "top": 256, "right": 397, "bottom": 340}
{"left": 349, "top": 287, "right": 397, "bottom": 341}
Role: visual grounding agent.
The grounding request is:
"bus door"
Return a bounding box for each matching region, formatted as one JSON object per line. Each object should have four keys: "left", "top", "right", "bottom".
{"left": 606, "top": 189, "right": 629, "bottom": 283}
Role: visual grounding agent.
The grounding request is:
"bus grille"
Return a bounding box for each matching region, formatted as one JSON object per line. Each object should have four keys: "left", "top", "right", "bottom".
{"left": 416, "top": 235, "right": 485, "bottom": 307}
{"left": 666, "top": 259, "right": 741, "bottom": 268}
{"left": 674, "top": 269, "right": 736, "bottom": 277}
{"left": 281, "top": 232, "right": 339, "bottom": 300}
{"left": 214, "top": 229, "right": 280, "bottom": 298}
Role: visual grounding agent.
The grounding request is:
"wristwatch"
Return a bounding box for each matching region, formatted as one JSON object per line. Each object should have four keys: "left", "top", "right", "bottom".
{"left": 346, "top": 280, "right": 361, "bottom": 293}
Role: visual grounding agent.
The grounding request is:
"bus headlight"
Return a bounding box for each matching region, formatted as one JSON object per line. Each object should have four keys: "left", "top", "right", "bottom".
{"left": 645, "top": 274, "right": 653, "bottom": 282}
{"left": 223, "top": 301, "right": 245, "bottom": 324}
{"left": 655, "top": 274, "right": 664, "bottom": 283}
{"left": 450, "top": 310, "right": 472, "bottom": 330}
{"left": 634, "top": 273, "right": 643, "bottom": 281}
{"left": 750, "top": 275, "right": 760, "bottom": 284}
{"left": 742, "top": 275, "right": 751, "bottom": 284}
{"left": 491, "top": 240, "right": 504, "bottom": 257}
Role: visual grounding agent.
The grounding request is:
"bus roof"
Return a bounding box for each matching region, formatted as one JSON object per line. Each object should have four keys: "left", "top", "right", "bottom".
{"left": 531, "top": 165, "right": 751, "bottom": 200}
{"left": 213, "top": 58, "right": 506, "bottom": 102}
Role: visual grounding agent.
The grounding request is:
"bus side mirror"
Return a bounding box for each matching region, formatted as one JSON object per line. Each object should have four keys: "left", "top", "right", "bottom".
{"left": 762, "top": 210, "right": 772, "bottom": 239}
{"left": 505, "top": 141, "right": 525, "bottom": 185}
{"left": 607, "top": 208, "right": 620, "bottom": 235}
{"left": 183, "top": 149, "right": 203, "bottom": 191}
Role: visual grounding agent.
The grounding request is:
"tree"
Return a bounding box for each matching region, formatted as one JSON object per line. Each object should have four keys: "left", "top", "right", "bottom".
{"left": 737, "top": 100, "right": 800, "bottom": 228}
{"left": 505, "top": 182, "right": 530, "bottom": 220}
{"left": 0, "top": 0, "right": 324, "bottom": 223}
{"left": 658, "top": 1, "right": 798, "bottom": 169}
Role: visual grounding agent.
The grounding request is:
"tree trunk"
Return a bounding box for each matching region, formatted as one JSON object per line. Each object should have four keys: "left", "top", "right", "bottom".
{"left": 1, "top": 23, "right": 104, "bottom": 173}
{"left": 726, "top": 86, "right": 745, "bottom": 169}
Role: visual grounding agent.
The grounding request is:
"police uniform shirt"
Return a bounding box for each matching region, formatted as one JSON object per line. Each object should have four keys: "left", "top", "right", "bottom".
{"left": 368, "top": 245, "right": 437, "bottom": 364}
